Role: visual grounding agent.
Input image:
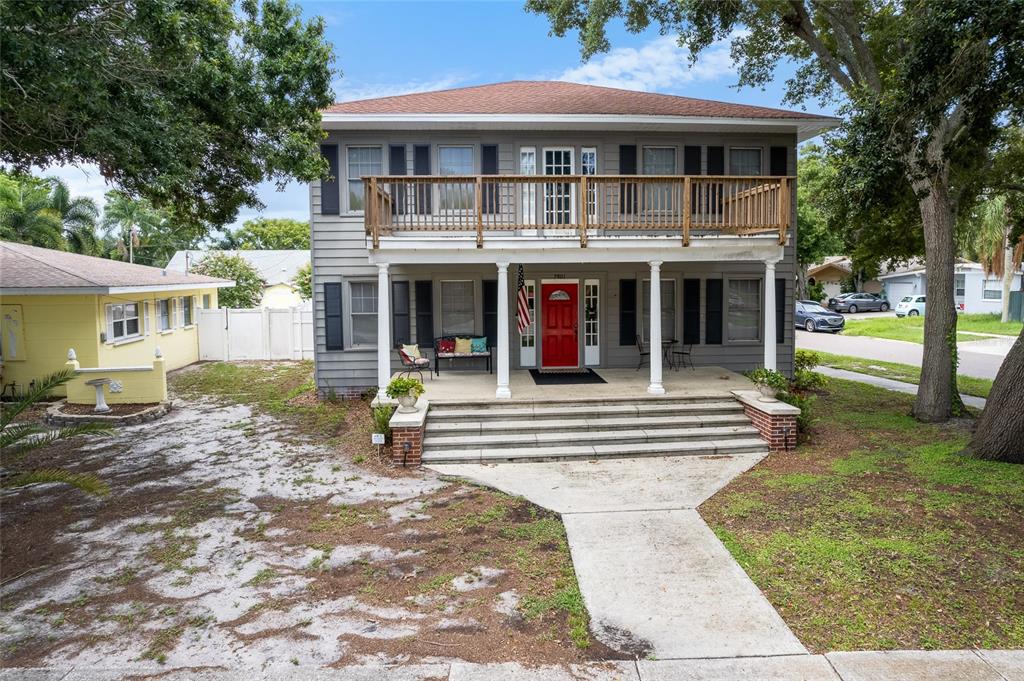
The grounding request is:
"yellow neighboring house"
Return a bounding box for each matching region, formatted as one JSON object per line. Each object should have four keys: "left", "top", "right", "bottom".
{"left": 0, "top": 241, "right": 233, "bottom": 397}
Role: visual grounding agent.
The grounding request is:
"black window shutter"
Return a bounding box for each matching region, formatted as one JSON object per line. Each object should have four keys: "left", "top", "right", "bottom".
{"left": 619, "top": 145, "right": 637, "bottom": 214}
{"left": 413, "top": 145, "right": 431, "bottom": 214}
{"left": 706, "top": 279, "right": 723, "bottom": 345}
{"left": 324, "top": 282, "right": 343, "bottom": 350}
{"left": 683, "top": 278, "right": 701, "bottom": 344}
{"left": 684, "top": 146, "right": 702, "bottom": 174}
{"left": 775, "top": 277, "right": 786, "bottom": 344}
{"left": 319, "top": 144, "right": 340, "bottom": 215}
{"left": 389, "top": 145, "right": 407, "bottom": 216}
{"left": 770, "top": 147, "right": 788, "bottom": 176}
{"left": 619, "top": 278, "right": 637, "bottom": 345}
{"left": 392, "top": 280, "right": 410, "bottom": 346}
{"left": 707, "top": 146, "right": 725, "bottom": 175}
{"left": 482, "top": 144, "right": 498, "bottom": 215}
{"left": 483, "top": 280, "right": 498, "bottom": 343}
{"left": 414, "top": 280, "right": 434, "bottom": 345}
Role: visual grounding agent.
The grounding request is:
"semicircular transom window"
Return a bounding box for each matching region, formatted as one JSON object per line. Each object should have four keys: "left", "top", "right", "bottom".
{"left": 548, "top": 289, "right": 571, "bottom": 301}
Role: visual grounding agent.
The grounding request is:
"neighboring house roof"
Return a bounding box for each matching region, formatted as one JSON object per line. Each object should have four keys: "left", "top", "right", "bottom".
{"left": 166, "top": 250, "right": 310, "bottom": 287}
{"left": 0, "top": 241, "right": 233, "bottom": 295}
{"left": 806, "top": 256, "right": 852, "bottom": 278}
{"left": 322, "top": 81, "right": 839, "bottom": 142}
{"left": 876, "top": 258, "right": 1019, "bottom": 280}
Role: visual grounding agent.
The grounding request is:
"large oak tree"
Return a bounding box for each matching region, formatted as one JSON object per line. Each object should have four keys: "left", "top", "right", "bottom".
{"left": 528, "top": 0, "right": 1024, "bottom": 423}
{"left": 1, "top": 0, "right": 335, "bottom": 229}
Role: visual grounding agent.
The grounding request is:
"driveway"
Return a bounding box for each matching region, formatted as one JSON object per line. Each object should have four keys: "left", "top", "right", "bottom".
{"left": 428, "top": 455, "right": 807, "bottom": 659}
{"left": 796, "top": 330, "right": 1008, "bottom": 379}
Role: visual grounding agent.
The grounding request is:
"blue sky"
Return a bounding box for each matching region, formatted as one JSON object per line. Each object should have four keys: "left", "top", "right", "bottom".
{"left": 48, "top": 0, "right": 834, "bottom": 234}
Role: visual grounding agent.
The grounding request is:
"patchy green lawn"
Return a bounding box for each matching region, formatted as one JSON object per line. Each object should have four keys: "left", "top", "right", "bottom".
{"left": 702, "top": 378, "right": 1024, "bottom": 652}
{"left": 842, "top": 313, "right": 1021, "bottom": 344}
{"left": 815, "top": 351, "right": 994, "bottom": 398}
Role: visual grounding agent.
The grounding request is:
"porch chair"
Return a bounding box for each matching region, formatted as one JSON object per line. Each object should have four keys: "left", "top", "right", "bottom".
{"left": 672, "top": 343, "right": 695, "bottom": 371}
{"left": 396, "top": 345, "right": 432, "bottom": 381}
{"left": 634, "top": 334, "right": 650, "bottom": 371}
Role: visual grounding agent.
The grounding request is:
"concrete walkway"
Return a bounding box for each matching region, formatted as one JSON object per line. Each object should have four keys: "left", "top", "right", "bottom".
{"left": 817, "top": 366, "right": 988, "bottom": 409}
{"left": 428, "top": 455, "right": 806, "bottom": 659}
{"left": 5, "top": 650, "right": 1023, "bottom": 680}
{"left": 796, "top": 330, "right": 1008, "bottom": 379}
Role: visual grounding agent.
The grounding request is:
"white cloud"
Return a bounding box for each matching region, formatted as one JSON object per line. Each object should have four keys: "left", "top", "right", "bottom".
{"left": 333, "top": 75, "right": 469, "bottom": 103}
{"left": 32, "top": 163, "right": 112, "bottom": 211}
{"left": 557, "top": 33, "right": 739, "bottom": 92}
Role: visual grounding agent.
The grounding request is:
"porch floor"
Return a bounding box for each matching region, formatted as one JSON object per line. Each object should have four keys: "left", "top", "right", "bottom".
{"left": 397, "top": 366, "right": 755, "bottom": 404}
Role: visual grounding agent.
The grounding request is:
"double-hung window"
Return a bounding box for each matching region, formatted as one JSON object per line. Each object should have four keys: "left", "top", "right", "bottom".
{"left": 642, "top": 147, "right": 676, "bottom": 211}
{"left": 955, "top": 274, "right": 966, "bottom": 297}
{"left": 729, "top": 148, "right": 763, "bottom": 176}
{"left": 440, "top": 280, "right": 475, "bottom": 335}
{"left": 347, "top": 146, "right": 383, "bottom": 212}
{"left": 107, "top": 303, "right": 140, "bottom": 341}
{"left": 350, "top": 281, "right": 378, "bottom": 346}
{"left": 158, "top": 298, "right": 173, "bottom": 332}
{"left": 727, "top": 279, "right": 761, "bottom": 341}
{"left": 642, "top": 279, "right": 676, "bottom": 342}
{"left": 983, "top": 277, "right": 1002, "bottom": 300}
{"left": 520, "top": 147, "right": 537, "bottom": 225}
{"left": 181, "top": 296, "right": 193, "bottom": 326}
{"left": 581, "top": 147, "right": 598, "bottom": 221}
{"left": 439, "top": 146, "right": 474, "bottom": 211}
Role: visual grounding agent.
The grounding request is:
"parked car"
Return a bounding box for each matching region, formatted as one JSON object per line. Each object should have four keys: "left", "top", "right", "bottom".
{"left": 895, "top": 295, "right": 926, "bottom": 317}
{"left": 828, "top": 292, "right": 890, "bottom": 313}
{"left": 796, "top": 300, "right": 846, "bottom": 333}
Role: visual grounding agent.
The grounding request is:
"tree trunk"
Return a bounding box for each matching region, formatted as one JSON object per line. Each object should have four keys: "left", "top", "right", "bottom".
{"left": 797, "top": 267, "right": 808, "bottom": 300}
{"left": 966, "top": 325, "right": 1024, "bottom": 463}
{"left": 1001, "top": 244, "right": 1013, "bottom": 323}
{"left": 913, "top": 177, "right": 965, "bottom": 422}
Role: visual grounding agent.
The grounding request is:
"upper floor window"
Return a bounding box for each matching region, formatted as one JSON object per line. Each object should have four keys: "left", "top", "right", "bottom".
{"left": 347, "top": 146, "right": 382, "bottom": 212}
{"left": 643, "top": 147, "right": 676, "bottom": 175}
{"left": 439, "top": 146, "right": 474, "bottom": 211}
{"left": 729, "top": 148, "right": 762, "bottom": 176}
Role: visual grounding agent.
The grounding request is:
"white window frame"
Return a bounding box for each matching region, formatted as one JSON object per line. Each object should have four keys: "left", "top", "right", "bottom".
{"left": 519, "top": 279, "right": 536, "bottom": 367}
{"left": 954, "top": 273, "right": 966, "bottom": 298}
{"left": 983, "top": 277, "right": 1002, "bottom": 300}
{"left": 345, "top": 145, "right": 383, "bottom": 214}
{"left": 581, "top": 146, "right": 598, "bottom": 223}
{"left": 157, "top": 298, "right": 173, "bottom": 333}
{"left": 439, "top": 279, "right": 476, "bottom": 336}
{"left": 202, "top": 294, "right": 211, "bottom": 309}
{"left": 726, "top": 278, "right": 762, "bottom": 343}
{"left": 437, "top": 145, "right": 475, "bottom": 214}
{"left": 584, "top": 279, "right": 600, "bottom": 366}
{"left": 180, "top": 295, "right": 194, "bottom": 327}
{"left": 106, "top": 302, "right": 142, "bottom": 342}
{"left": 728, "top": 147, "right": 764, "bottom": 176}
{"left": 541, "top": 146, "right": 576, "bottom": 227}
{"left": 519, "top": 147, "right": 538, "bottom": 228}
{"left": 348, "top": 280, "right": 378, "bottom": 349}
{"left": 642, "top": 146, "right": 677, "bottom": 213}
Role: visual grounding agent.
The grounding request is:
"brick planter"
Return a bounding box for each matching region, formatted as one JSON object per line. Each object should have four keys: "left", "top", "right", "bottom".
{"left": 388, "top": 399, "right": 428, "bottom": 467}
{"left": 732, "top": 390, "right": 800, "bottom": 453}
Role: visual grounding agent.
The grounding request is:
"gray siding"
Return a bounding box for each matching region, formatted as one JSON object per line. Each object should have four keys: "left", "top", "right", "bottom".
{"left": 311, "top": 129, "right": 798, "bottom": 395}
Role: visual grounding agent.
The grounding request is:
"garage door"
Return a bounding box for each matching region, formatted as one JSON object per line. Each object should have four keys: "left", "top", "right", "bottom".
{"left": 886, "top": 282, "right": 914, "bottom": 303}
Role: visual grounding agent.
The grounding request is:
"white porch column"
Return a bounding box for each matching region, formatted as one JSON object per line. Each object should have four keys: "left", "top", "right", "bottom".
{"left": 376, "top": 263, "right": 391, "bottom": 402}
{"left": 647, "top": 260, "right": 665, "bottom": 395}
{"left": 764, "top": 260, "right": 777, "bottom": 371}
{"left": 495, "top": 262, "right": 512, "bottom": 399}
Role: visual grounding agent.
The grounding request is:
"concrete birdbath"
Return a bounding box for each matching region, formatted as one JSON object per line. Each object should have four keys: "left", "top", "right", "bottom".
{"left": 84, "top": 377, "right": 112, "bottom": 413}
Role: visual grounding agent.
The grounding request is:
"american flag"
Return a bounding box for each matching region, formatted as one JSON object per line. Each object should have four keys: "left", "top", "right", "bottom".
{"left": 516, "top": 264, "right": 532, "bottom": 333}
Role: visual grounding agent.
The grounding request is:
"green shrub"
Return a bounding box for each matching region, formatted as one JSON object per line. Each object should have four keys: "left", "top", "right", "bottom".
{"left": 779, "top": 390, "right": 815, "bottom": 432}
{"left": 794, "top": 349, "right": 822, "bottom": 373}
{"left": 793, "top": 369, "right": 828, "bottom": 391}
{"left": 371, "top": 405, "right": 394, "bottom": 438}
{"left": 748, "top": 367, "right": 789, "bottom": 392}
{"left": 385, "top": 377, "right": 424, "bottom": 399}
{"left": 807, "top": 281, "right": 826, "bottom": 302}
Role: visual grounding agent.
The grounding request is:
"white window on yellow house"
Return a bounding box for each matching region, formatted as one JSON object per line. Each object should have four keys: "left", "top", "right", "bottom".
{"left": 202, "top": 294, "right": 211, "bottom": 309}
{"left": 106, "top": 302, "right": 141, "bottom": 342}
{"left": 158, "top": 298, "right": 173, "bottom": 331}
{"left": 180, "top": 296, "right": 194, "bottom": 326}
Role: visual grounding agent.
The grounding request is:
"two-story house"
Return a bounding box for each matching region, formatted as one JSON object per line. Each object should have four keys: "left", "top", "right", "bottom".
{"left": 309, "top": 81, "right": 837, "bottom": 402}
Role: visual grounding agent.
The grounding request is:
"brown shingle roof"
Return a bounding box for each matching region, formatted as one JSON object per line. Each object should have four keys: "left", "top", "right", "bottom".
{"left": 325, "top": 81, "right": 827, "bottom": 120}
{"left": 0, "top": 241, "right": 232, "bottom": 292}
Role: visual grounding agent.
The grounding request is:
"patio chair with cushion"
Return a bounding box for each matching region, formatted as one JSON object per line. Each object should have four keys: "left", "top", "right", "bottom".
{"left": 396, "top": 344, "right": 431, "bottom": 381}
{"left": 634, "top": 334, "right": 650, "bottom": 371}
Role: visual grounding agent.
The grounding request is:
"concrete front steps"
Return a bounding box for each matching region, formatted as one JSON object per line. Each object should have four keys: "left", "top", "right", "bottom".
{"left": 422, "top": 395, "right": 768, "bottom": 464}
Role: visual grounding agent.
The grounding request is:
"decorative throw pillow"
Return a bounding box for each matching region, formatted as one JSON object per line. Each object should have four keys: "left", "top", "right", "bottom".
{"left": 471, "top": 337, "right": 488, "bottom": 353}
{"left": 438, "top": 339, "right": 456, "bottom": 353}
{"left": 401, "top": 343, "right": 421, "bottom": 359}
{"left": 454, "top": 337, "right": 473, "bottom": 354}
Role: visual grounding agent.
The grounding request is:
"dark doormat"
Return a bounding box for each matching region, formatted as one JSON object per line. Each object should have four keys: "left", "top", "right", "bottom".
{"left": 529, "top": 369, "right": 607, "bottom": 385}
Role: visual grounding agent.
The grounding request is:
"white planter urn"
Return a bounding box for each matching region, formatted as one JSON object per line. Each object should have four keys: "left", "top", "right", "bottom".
{"left": 396, "top": 394, "right": 419, "bottom": 413}
{"left": 756, "top": 384, "right": 778, "bottom": 402}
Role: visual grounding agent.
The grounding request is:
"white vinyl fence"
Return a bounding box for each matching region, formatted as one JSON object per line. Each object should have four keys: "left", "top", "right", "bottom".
{"left": 198, "top": 306, "right": 313, "bottom": 361}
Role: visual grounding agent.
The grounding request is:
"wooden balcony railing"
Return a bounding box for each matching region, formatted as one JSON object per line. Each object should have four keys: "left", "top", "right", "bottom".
{"left": 363, "top": 175, "right": 792, "bottom": 248}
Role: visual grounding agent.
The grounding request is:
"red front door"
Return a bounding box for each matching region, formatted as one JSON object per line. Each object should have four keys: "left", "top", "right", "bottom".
{"left": 541, "top": 283, "right": 579, "bottom": 368}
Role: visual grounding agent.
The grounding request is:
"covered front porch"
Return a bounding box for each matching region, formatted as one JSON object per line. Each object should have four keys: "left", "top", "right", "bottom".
{"left": 400, "top": 366, "right": 756, "bottom": 405}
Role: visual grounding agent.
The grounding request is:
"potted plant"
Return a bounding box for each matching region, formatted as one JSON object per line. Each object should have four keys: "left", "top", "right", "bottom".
{"left": 748, "top": 368, "right": 788, "bottom": 402}
{"left": 386, "top": 377, "right": 425, "bottom": 413}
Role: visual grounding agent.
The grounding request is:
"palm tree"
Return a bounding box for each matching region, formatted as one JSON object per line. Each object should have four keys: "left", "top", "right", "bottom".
{"left": 972, "top": 195, "right": 1024, "bottom": 323}
{"left": 0, "top": 175, "right": 65, "bottom": 249}
{"left": 101, "top": 190, "right": 162, "bottom": 264}
{"left": 1, "top": 370, "right": 111, "bottom": 497}
{"left": 48, "top": 178, "right": 101, "bottom": 255}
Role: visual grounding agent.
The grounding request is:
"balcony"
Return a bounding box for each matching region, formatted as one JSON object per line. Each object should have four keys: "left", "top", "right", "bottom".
{"left": 362, "top": 175, "right": 792, "bottom": 248}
